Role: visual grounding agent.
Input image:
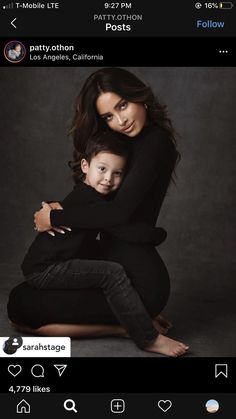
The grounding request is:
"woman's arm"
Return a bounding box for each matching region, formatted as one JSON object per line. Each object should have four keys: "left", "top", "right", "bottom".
{"left": 46, "top": 129, "right": 177, "bottom": 230}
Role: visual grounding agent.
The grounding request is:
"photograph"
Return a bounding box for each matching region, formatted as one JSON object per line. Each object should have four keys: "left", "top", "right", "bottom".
{"left": 4, "top": 41, "right": 26, "bottom": 64}
{"left": 0, "top": 66, "right": 235, "bottom": 357}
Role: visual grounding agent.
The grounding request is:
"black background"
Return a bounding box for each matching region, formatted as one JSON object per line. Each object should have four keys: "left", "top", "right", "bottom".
{"left": 0, "top": 0, "right": 235, "bottom": 37}
{"left": 1, "top": 358, "right": 234, "bottom": 393}
{"left": 0, "top": 37, "right": 235, "bottom": 66}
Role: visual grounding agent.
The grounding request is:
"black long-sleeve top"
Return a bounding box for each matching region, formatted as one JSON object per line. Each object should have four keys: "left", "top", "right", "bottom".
{"left": 50, "top": 125, "right": 178, "bottom": 230}
{"left": 22, "top": 173, "right": 167, "bottom": 276}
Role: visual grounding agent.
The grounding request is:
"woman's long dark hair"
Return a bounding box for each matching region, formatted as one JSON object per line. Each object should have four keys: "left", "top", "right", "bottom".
{"left": 69, "top": 68, "right": 180, "bottom": 181}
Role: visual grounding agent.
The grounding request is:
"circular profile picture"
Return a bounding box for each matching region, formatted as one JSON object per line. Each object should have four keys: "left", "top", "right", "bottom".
{"left": 4, "top": 40, "right": 26, "bottom": 63}
{"left": 3, "top": 336, "right": 23, "bottom": 355}
{"left": 205, "top": 399, "right": 220, "bottom": 413}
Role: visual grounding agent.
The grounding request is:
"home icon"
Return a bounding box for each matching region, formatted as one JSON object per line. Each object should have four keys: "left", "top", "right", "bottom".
{"left": 16, "top": 399, "right": 31, "bottom": 414}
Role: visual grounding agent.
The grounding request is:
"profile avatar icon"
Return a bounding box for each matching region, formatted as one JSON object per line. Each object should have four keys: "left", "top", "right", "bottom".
{"left": 4, "top": 41, "right": 26, "bottom": 63}
{"left": 3, "top": 336, "right": 23, "bottom": 355}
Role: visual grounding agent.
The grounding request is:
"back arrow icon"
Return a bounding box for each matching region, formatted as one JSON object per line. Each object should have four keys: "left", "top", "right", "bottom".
{"left": 11, "top": 18, "right": 17, "bottom": 28}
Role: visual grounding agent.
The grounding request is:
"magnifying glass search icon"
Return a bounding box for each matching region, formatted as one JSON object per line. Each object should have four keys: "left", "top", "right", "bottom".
{"left": 64, "top": 399, "right": 78, "bottom": 413}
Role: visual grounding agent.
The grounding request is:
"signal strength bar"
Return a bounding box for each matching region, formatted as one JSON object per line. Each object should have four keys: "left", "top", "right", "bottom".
{"left": 3, "top": 2, "right": 14, "bottom": 9}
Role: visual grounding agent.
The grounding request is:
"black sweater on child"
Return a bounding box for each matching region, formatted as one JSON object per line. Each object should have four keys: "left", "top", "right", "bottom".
{"left": 50, "top": 126, "right": 178, "bottom": 233}
{"left": 22, "top": 180, "right": 166, "bottom": 276}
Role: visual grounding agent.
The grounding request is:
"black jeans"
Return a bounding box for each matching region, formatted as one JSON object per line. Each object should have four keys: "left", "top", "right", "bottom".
{"left": 26, "top": 259, "right": 158, "bottom": 349}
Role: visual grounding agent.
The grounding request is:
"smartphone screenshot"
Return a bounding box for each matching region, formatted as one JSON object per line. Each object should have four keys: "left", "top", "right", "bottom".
{"left": 0, "top": 0, "right": 235, "bottom": 417}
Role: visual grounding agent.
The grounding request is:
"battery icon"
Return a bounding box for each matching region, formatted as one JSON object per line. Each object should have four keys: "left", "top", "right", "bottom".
{"left": 219, "top": 2, "right": 234, "bottom": 8}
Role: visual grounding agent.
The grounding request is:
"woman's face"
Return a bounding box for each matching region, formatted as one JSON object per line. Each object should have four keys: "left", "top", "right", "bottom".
{"left": 96, "top": 92, "right": 147, "bottom": 137}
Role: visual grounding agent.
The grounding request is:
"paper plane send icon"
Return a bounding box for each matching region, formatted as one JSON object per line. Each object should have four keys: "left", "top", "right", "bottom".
{"left": 54, "top": 364, "right": 67, "bottom": 377}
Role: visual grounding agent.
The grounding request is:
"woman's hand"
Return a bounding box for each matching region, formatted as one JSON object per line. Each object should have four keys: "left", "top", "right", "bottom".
{"left": 34, "top": 202, "right": 52, "bottom": 232}
{"left": 34, "top": 201, "right": 71, "bottom": 236}
{"left": 46, "top": 202, "right": 72, "bottom": 236}
{"left": 49, "top": 202, "right": 63, "bottom": 211}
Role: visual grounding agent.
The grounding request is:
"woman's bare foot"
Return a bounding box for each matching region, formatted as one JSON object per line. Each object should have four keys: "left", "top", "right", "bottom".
{"left": 156, "top": 315, "right": 173, "bottom": 330}
{"left": 145, "top": 334, "right": 189, "bottom": 357}
{"left": 153, "top": 315, "right": 173, "bottom": 335}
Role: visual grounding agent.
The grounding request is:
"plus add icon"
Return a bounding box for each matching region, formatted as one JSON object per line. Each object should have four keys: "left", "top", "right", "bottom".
{"left": 110, "top": 399, "right": 125, "bottom": 413}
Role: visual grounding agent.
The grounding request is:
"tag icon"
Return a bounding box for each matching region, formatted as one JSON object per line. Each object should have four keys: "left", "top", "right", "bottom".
{"left": 157, "top": 399, "right": 172, "bottom": 412}
{"left": 8, "top": 364, "right": 22, "bottom": 377}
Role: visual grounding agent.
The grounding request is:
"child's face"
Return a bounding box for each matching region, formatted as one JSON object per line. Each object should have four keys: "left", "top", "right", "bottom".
{"left": 81, "top": 152, "right": 126, "bottom": 195}
{"left": 15, "top": 45, "right": 21, "bottom": 53}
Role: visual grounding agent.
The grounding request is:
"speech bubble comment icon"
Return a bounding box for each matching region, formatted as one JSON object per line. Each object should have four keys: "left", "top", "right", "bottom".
{"left": 31, "top": 364, "right": 45, "bottom": 378}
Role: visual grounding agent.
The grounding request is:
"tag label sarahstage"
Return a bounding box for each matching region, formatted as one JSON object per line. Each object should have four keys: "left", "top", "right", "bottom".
{"left": 0, "top": 336, "right": 71, "bottom": 357}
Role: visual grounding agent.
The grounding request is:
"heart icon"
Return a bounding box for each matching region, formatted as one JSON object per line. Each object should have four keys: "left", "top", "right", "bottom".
{"left": 157, "top": 399, "right": 172, "bottom": 412}
{"left": 8, "top": 364, "right": 22, "bottom": 377}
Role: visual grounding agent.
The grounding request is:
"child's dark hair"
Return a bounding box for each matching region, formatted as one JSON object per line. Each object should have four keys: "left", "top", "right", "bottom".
{"left": 69, "top": 131, "right": 130, "bottom": 183}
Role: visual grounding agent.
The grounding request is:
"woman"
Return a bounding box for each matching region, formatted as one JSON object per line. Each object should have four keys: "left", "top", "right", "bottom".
{"left": 8, "top": 68, "right": 188, "bottom": 356}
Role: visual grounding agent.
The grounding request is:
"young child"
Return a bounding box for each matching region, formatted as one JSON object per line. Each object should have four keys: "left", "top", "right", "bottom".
{"left": 22, "top": 132, "right": 168, "bottom": 352}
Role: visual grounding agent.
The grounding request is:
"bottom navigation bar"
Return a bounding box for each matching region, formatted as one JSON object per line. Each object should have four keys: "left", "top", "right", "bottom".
{"left": 0, "top": 393, "right": 234, "bottom": 418}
